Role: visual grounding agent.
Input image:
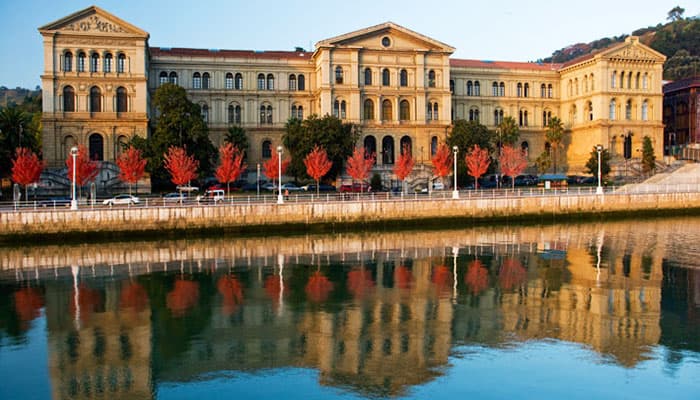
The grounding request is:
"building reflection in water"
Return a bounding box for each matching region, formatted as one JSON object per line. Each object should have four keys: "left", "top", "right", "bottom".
{"left": 1, "top": 218, "right": 699, "bottom": 398}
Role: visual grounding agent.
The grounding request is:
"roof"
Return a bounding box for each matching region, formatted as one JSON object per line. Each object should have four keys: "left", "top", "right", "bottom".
{"left": 450, "top": 58, "right": 563, "bottom": 71}
{"left": 150, "top": 47, "right": 313, "bottom": 61}
{"left": 316, "top": 21, "right": 455, "bottom": 53}
{"left": 663, "top": 76, "right": 700, "bottom": 94}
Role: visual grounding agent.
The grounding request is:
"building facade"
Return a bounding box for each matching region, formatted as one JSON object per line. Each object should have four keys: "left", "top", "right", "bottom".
{"left": 39, "top": 6, "right": 666, "bottom": 179}
{"left": 663, "top": 77, "right": 700, "bottom": 159}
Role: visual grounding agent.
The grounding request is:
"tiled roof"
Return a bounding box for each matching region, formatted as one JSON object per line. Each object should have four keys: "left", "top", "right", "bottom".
{"left": 150, "top": 47, "right": 313, "bottom": 61}
{"left": 450, "top": 58, "right": 563, "bottom": 71}
{"left": 663, "top": 76, "right": 700, "bottom": 93}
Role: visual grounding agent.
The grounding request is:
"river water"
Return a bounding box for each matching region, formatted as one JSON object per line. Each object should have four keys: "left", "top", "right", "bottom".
{"left": 1, "top": 217, "right": 699, "bottom": 399}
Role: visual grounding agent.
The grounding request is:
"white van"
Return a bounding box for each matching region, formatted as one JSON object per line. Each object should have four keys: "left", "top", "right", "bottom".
{"left": 196, "top": 189, "right": 225, "bottom": 203}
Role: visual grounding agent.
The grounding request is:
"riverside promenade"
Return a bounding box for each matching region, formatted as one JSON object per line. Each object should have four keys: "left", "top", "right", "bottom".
{"left": 2, "top": 187, "right": 700, "bottom": 240}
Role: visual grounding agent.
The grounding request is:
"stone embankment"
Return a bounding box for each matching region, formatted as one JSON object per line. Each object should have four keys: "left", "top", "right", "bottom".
{"left": 2, "top": 191, "right": 700, "bottom": 240}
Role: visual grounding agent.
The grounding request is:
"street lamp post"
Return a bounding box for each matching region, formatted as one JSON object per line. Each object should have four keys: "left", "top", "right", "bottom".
{"left": 276, "top": 146, "right": 284, "bottom": 204}
{"left": 256, "top": 163, "right": 261, "bottom": 196}
{"left": 70, "top": 146, "right": 79, "bottom": 210}
{"left": 452, "top": 146, "right": 459, "bottom": 199}
{"left": 596, "top": 144, "right": 603, "bottom": 195}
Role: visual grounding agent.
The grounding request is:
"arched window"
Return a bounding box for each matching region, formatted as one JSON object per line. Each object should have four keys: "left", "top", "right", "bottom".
{"left": 364, "top": 136, "right": 377, "bottom": 162}
{"left": 548, "top": 84, "right": 553, "bottom": 98}
{"left": 574, "top": 78, "right": 578, "bottom": 95}
{"left": 266, "top": 74, "right": 274, "bottom": 90}
{"left": 382, "top": 136, "right": 395, "bottom": 164}
{"left": 428, "top": 70, "right": 436, "bottom": 88}
{"left": 262, "top": 140, "right": 272, "bottom": 159}
{"left": 117, "top": 135, "right": 129, "bottom": 156}
{"left": 91, "top": 53, "right": 99, "bottom": 72}
{"left": 519, "top": 109, "right": 528, "bottom": 127}
{"left": 400, "top": 69, "right": 408, "bottom": 87}
{"left": 229, "top": 104, "right": 242, "bottom": 124}
{"left": 90, "top": 86, "right": 101, "bottom": 112}
{"left": 627, "top": 71, "right": 632, "bottom": 89}
{"left": 257, "top": 73, "right": 266, "bottom": 90}
{"left": 469, "top": 107, "right": 479, "bottom": 122}
{"left": 63, "top": 86, "right": 75, "bottom": 112}
{"left": 499, "top": 82, "right": 505, "bottom": 96}
{"left": 609, "top": 99, "right": 616, "bottom": 120}
{"left": 587, "top": 101, "right": 593, "bottom": 121}
{"left": 521, "top": 141, "right": 529, "bottom": 156}
{"left": 64, "top": 52, "right": 73, "bottom": 72}
{"left": 517, "top": 83, "right": 523, "bottom": 97}
{"left": 494, "top": 108, "right": 504, "bottom": 125}
{"left": 89, "top": 133, "right": 104, "bottom": 161}
{"left": 642, "top": 100, "right": 648, "bottom": 121}
{"left": 625, "top": 100, "right": 632, "bottom": 120}
{"left": 260, "top": 104, "right": 273, "bottom": 124}
{"left": 104, "top": 53, "right": 113, "bottom": 73}
{"left": 382, "top": 99, "right": 392, "bottom": 121}
{"left": 584, "top": 76, "right": 588, "bottom": 92}
{"left": 295, "top": 105, "right": 303, "bottom": 120}
{"left": 431, "top": 136, "right": 438, "bottom": 156}
{"left": 228, "top": 104, "right": 235, "bottom": 124}
{"left": 400, "top": 136, "right": 412, "bottom": 155}
{"left": 116, "top": 87, "right": 127, "bottom": 113}
{"left": 288, "top": 74, "right": 297, "bottom": 91}
{"left": 589, "top": 74, "right": 594, "bottom": 91}
{"left": 450, "top": 79, "right": 455, "bottom": 93}
{"left": 432, "top": 102, "right": 438, "bottom": 120}
{"left": 266, "top": 105, "right": 273, "bottom": 124}
{"left": 467, "top": 81, "right": 473, "bottom": 96}
{"left": 117, "top": 53, "right": 126, "bottom": 73}
{"left": 169, "top": 71, "right": 178, "bottom": 85}
{"left": 492, "top": 82, "right": 498, "bottom": 96}
{"left": 193, "top": 72, "right": 202, "bottom": 89}
{"left": 235, "top": 73, "right": 243, "bottom": 90}
{"left": 364, "top": 99, "right": 374, "bottom": 120}
{"left": 202, "top": 72, "right": 210, "bottom": 89}
{"left": 364, "top": 68, "right": 372, "bottom": 85}
{"left": 159, "top": 71, "right": 168, "bottom": 85}
{"left": 524, "top": 83, "right": 529, "bottom": 97}
{"left": 399, "top": 100, "right": 410, "bottom": 121}
{"left": 567, "top": 80, "right": 573, "bottom": 97}
{"left": 340, "top": 101, "right": 346, "bottom": 119}
{"left": 611, "top": 71, "right": 617, "bottom": 89}
{"left": 298, "top": 74, "right": 305, "bottom": 90}
{"left": 540, "top": 83, "right": 546, "bottom": 98}
{"left": 474, "top": 81, "right": 480, "bottom": 96}
{"left": 225, "top": 73, "right": 234, "bottom": 89}
{"left": 201, "top": 103, "right": 209, "bottom": 122}
{"left": 335, "top": 66, "right": 344, "bottom": 84}
{"left": 382, "top": 68, "right": 390, "bottom": 86}
{"left": 333, "top": 100, "right": 340, "bottom": 118}
{"left": 642, "top": 73, "right": 648, "bottom": 90}
{"left": 77, "top": 52, "right": 86, "bottom": 72}
{"left": 542, "top": 110, "right": 551, "bottom": 127}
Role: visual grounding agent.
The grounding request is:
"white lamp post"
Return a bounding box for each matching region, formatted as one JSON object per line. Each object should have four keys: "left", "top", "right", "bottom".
{"left": 277, "top": 146, "right": 284, "bottom": 204}
{"left": 70, "top": 146, "right": 78, "bottom": 210}
{"left": 452, "top": 146, "right": 459, "bottom": 199}
{"left": 596, "top": 144, "right": 604, "bottom": 195}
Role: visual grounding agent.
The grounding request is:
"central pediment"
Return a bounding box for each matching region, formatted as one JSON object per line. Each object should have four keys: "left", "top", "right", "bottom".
{"left": 601, "top": 37, "right": 665, "bottom": 62}
{"left": 316, "top": 22, "right": 454, "bottom": 54}
{"left": 38, "top": 5, "right": 148, "bottom": 38}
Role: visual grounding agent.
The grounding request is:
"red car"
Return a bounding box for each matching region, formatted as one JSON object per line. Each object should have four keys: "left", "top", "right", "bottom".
{"left": 340, "top": 183, "right": 371, "bottom": 193}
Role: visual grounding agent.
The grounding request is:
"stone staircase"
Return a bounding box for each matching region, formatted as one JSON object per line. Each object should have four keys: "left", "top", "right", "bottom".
{"left": 616, "top": 163, "right": 700, "bottom": 193}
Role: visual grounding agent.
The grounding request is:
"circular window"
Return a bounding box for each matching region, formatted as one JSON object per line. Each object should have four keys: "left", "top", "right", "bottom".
{"left": 381, "top": 36, "right": 391, "bottom": 47}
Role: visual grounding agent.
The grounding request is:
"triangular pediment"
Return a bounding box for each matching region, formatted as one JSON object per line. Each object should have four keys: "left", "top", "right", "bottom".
{"left": 316, "top": 22, "right": 454, "bottom": 54}
{"left": 601, "top": 37, "right": 666, "bottom": 62}
{"left": 38, "top": 6, "right": 148, "bottom": 38}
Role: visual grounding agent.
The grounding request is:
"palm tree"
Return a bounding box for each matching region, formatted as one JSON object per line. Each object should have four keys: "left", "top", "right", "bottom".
{"left": 0, "top": 106, "right": 36, "bottom": 177}
{"left": 545, "top": 116, "right": 564, "bottom": 173}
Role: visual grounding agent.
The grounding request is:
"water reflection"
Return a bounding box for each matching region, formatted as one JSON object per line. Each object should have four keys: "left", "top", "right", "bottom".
{"left": 1, "top": 218, "right": 700, "bottom": 398}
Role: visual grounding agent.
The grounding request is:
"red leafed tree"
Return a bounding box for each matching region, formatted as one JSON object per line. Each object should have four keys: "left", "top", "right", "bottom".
{"left": 217, "top": 275, "right": 244, "bottom": 316}
{"left": 65, "top": 144, "right": 99, "bottom": 195}
{"left": 346, "top": 147, "right": 375, "bottom": 186}
{"left": 465, "top": 260, "right": 489, "bottom": 295}
{"left": 263, "top": 154, "right": 290, "bottom": 188}
{"left": 216, "top": 143, "right": 246, "bottom": 195}
{"left": 394, "top": 265, "right": 413, "bottom": 289}
{"left": 465, "top": 144, "right": 490, "bottom": 190}
{"left": 499, "top": 145, "right": 528, "bottom": 189}
{"left": 116, "top": 146, "right": 147, "bottom": 195}
{"left": 166, "top": 279, "right": 200, "bottom": 317}
{"left": 264, "top": 275, "right": 286, "bottom": 311}
{"left": 164, "top": 146, "right": 199, "bottom": 189}
{"left": 431, "top": 143, "right": 452, "bottom": 189}
{"left": 393, "top": 144, "right": 415, "bottom": 193}
{"left": 432, "top": 265, "right": 452, "bottom": 297}
{"left": 14, "top": 287, "right": 44, "bottom": 329}
{"left": 347, "top": 268, "right": 375, "bottom": 299}
{"left": 12, "top": 147, "right": 44, "bottom": 201}
{"left": 119, "top": 282, "right": 148, "bottom": 313}
{"left": 305, "top": 271, "right": 334, "bottom": 303}
{"left": 499, "top": 258, "right": 527, "bottom": 291}
{"left": 304, "top": 145, "right": 333, "bottom": 196}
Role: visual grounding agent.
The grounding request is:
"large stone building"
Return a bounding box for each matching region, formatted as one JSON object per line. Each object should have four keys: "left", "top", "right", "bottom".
{"left": 39, "top": 6, "right": 666, "bottom": 182}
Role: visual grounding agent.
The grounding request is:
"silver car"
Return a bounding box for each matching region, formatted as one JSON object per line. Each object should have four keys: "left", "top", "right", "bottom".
{"left": 103, "top": 194, "right": 140, "bottom": 206}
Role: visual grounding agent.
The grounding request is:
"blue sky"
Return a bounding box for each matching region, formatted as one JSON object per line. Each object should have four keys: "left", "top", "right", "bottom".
{"left": 1, "top": 0, "right": 697, "bottom": 89}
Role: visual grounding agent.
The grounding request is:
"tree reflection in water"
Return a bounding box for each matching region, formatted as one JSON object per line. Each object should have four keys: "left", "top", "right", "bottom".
{"left": 166, "top": 279, "right": 199, "bottom": 317}
{"left": 347, "top": 268, "right": 375, "bottom": 299}
{"left": 13, "top": 287, "right": 44, "bottom": 328}
{"left": 119, "top": 282, "right": 148, "bottom": 313}
{"left": 431, "top": 265, "right": 452, "bottom": 297}
{"left": 499, "top": 258, "right": 527, "bottom": 291}
{"left": 394, "top": 265, "right": 413, "bottom": 289}
{"left": 305, "top": 271, "right": 334, "bottom": 303}
{"left": 217, "top": 275, "right": 243, "bottom": 316}
{"left": 465, "top": 260, "right": 489, "bottom": 295}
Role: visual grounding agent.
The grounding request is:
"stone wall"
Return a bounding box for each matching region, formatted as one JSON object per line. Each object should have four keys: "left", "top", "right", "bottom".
{"left": 2, "top": 192, "right": 700, "bottom": 238}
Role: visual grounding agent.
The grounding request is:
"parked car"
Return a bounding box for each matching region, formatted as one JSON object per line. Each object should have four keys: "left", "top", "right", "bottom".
{"left": 103, "top": 194, "right": 140, "bottom": 206}
{"left": 196, "top": 189, "right": 225, "bottom": 203}
{"left": 340, "top": 183, "right": 371, "bottom": 193}
{"left": 39, "top": 196, "right": 72, "bottom": 208}
{"left": 176, "top": 185, "right": 199, "bottom": 193}
{"left": 163, "top": 192, "right": 188, "bottom": 203}
{"left": 302, "top": 184, "right": 336, "bottom": 192}
{"left": 262, "top": 182, "right": 276, "bottom": 191}
{"left": 280, "top": 183, "right": 303, "bottom": 192}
